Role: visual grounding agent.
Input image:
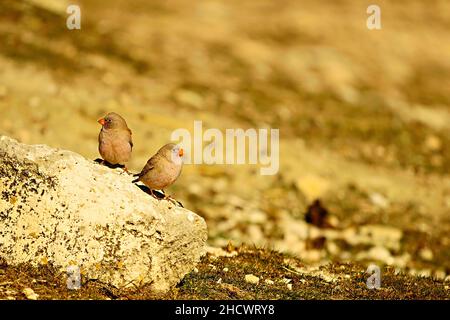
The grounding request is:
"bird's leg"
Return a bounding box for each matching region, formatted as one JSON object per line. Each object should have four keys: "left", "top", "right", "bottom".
{"left": 145, "top": 189, "right": 166, "bottom": 200}
{"left": 121, "top": 166, "right": 132, "bottom": 175}
{"left": 161, "top": 190, "right": 172, "bottom": 200}
{"left": 157, "top": 190, "right": 183, "bottom": 207}
{"left": 148, "top": 189, "right": 159, "bottom": 199}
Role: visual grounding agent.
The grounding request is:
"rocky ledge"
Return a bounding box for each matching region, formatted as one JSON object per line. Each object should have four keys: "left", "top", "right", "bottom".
{"left": 0, "top": 136, "right": 207, "bottom": 292}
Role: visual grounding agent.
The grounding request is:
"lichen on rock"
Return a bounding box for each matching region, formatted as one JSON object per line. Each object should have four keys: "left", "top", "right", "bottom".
{"left": 0, "top": 136, "right": 207, "bottom": 292}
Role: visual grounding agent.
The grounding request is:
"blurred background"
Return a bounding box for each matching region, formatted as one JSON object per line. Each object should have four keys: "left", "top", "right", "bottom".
{"left": 0, "top": 0, "right": 449, "bottom": 279}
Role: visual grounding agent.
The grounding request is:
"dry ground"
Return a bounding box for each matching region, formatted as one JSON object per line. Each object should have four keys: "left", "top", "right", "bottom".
{"left": 0, "top": 0, "right": 449, "bottom": 299}
{"left": 1, "top": 246, "right": 449, "bottom": 300}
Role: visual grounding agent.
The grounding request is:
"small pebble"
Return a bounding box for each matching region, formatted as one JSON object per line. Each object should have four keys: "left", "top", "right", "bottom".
{"left": 223, "top": 268, "right": 229, "bottom": 272}
{"left": 264, "top": 279, "right": 274, "bottom": 285}
{"left": 424, "top": 135, "right": 442, "bottom": 152}
{"left": 22, "top": 288, "right": 38, "bottom": 300}
{"left": 418, "top": 269, "right": 431, "bottom": 278}
{"left": 419, "top": 248, "right": 434, "bottom": 261}
{"left": 287, "top": 284, "right": 293, "bottom": 290}
{"left": 280, "top": 278, "right": 292, "bottom": 284}
{"left": 434, "top": 270, "right": 446, "bottom": 280}
{"left": 369, "top": 193, "right": 389, "bottom": 209}
{"left": 245, "top": 274, "right": 260, "bottom": 284}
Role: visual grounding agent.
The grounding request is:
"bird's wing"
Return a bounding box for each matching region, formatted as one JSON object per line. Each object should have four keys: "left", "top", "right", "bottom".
{"left": 128, "top": 129, "right": 133, "bottom": 149}
{"left": 139, "top": 156, "right": 157, "bottom": 177}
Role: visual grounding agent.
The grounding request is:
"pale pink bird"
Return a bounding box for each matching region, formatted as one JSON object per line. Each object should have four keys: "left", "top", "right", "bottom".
{"left": 97, "top": 112, "right": 133, "bottom": 170}
{"left": 133, "top": 143, "right": 184, "bottom": 199}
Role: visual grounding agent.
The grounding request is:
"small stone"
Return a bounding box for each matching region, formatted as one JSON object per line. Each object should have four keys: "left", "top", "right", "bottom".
{"left": 434, "top": 270, "right": 446, "bottom": 280}
{"left": 287, "top": 283, "right": 293, "bottom": 290}
{"left": 223, "top": 268, "right": 229, "bottom": 272}
{"left": 369, "top": 193, "right": 389, "bottom": 209}
{"left": 245, "top": 274, "right": 260, "bottom": 284}
{"left": 417, "top": 269, "right": 431, "bottom": 278}
{"left": 22, "top": 288, "right": 38, "bottom": 300}
{"left": 419, "top": 248, "right": 433, "bottom": 261}
{"left": 217, "top": 278, "right": 222, "bottom": 284}
{"left": 318, "top": 273, "right": 337, "bottom": 283}
{"left": 356, "top": 246, "right": 393, "bottom": 264}
{"left": 424, "top": 135, "right": 442, "bottom": 152}
{"left": 264, "top": 279, "right": 274, "bottom": 285}
{"left": 409, "top": 269, "right": 418, "bottom": 276}
{"left": 193, "top": 267, "right": 199, "bottom": 273}
{"left": 280, "top": 278, "right": 292, "bottom": 284}
{"left": 326, "top": 241, "right": 340, "bottom": 256}
{"left": 351, "top": 225, "right": 403, "bottom": 251}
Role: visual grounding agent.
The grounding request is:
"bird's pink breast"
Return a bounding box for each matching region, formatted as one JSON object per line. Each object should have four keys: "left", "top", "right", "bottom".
{"left": 99, "top": 131, "right": 131, "bottom": 165}
{"left": 142, "top": 162, "right": 181, "bottom": 190}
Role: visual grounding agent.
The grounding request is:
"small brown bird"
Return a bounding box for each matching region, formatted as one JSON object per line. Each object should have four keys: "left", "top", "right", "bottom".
{"left": 97, "top": 112, "right": 133, "bottom": 170}
{"left": 133, "top": 143, "right": 184, "bottom": 199}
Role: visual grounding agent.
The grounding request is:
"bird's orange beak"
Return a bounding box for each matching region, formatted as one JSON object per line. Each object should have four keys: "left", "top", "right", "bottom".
{"left": 97, "top": 118, "right": 106, "bottom": 126}
{"left": 178, "top": 148, "right": 184, "bottom": 157}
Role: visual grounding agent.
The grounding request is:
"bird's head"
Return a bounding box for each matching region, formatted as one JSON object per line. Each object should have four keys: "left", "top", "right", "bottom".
{"left": 98, "top": 112, "right": 128, "bottom": 130}
{"left": 159, "top": 143, "right": 184, "bottom": 164}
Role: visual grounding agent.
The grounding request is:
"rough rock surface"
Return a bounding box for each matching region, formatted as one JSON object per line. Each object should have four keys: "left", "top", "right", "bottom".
{"left": 0, "top": 136, "right": 207, "bottom": 292}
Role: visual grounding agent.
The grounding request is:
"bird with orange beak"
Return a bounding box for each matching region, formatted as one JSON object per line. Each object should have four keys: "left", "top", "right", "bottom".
{"left": 133, "top": 143, "right": 184, "bottom": 199}
{"left": 97, "top": 112, "right": 133, "bottom": 170}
